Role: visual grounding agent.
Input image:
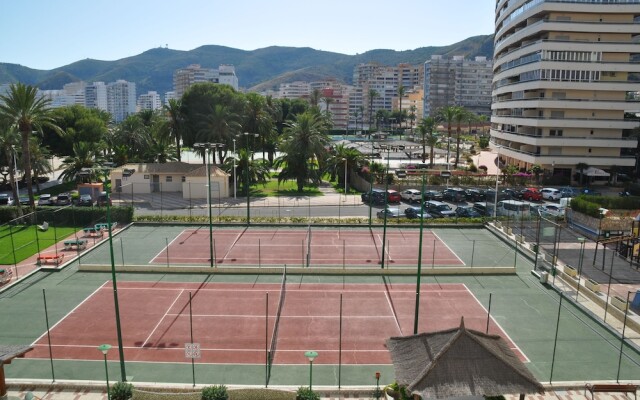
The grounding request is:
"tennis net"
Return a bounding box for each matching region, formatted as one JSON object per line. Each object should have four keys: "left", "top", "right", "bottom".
{"left": 267, "top": 265, "right": 287, "bottom": 381}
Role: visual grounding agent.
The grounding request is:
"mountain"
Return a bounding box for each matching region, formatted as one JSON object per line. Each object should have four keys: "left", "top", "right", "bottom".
{"left": 0, "top": 34, "right": 494, "bottom": 95}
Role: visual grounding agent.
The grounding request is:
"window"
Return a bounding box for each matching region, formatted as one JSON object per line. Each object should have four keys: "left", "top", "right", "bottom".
{"left": 550, "top": 129, "right": 563, "bottom": 136}
{"left": 181, "top": 176, "right": 186, "bottom": 182}
{"left": 166, "top": 176, "right": 173, "bottom": 182}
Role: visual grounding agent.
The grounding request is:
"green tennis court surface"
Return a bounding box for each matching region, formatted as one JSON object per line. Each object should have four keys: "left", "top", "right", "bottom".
{"left": 0, "top": 224, "right": 638, "bottom": 387}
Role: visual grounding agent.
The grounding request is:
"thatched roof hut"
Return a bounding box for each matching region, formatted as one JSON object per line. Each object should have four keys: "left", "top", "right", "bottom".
{"left": 386, "top": 318, "right": 544, "bottom": 399}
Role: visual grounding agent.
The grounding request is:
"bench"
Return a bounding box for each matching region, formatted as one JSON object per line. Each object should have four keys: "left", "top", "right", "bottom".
{"left": 63, "top": 239, "right": 88, "bottom": 251}
{"left": 36, "top": 254, "right": 65, "bottom": 266}
{"left": 585, "top": 383, "right": 637, "bottom": 400}
{"left": 83, "top": 227, "right": 104, "bottom": 238}
{"left": 95, "top": 222, "right": 118, "bottom": 231}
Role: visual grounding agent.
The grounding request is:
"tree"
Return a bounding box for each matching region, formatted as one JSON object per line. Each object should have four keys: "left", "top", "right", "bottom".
{"left": 59, "top": 141, "right": 102, "bottom": 183}
{"left": 397, "top": 85, "right": 405, "bottom": 132}
{"left": 243, "top": 93, "right": 272, "bottom": 161}
{"left": 275, "top": 111, "right": 330, "bottom": 193}
{"left": 163, "top": 99, "right": 184, "bottom": 161}
{"left": 453, "top": 106, "right": 468, "bottom": 168}
{"left": 28, "top": 137, "right": 53, "bottom": 194}
{"left": 0, "top": 83, "right": 62, "bottom": 207}
{"left": 436, "top": 106, "right": 459, "bottom": 169}
{"left": 325, "top": 144, "right": 365, "bottom": 192}
{"left": 367, "top": 89, "right": 379, "bottom": 137}
{"left": 0, "top": 123, "right": 21, "bottom": 213}
{"left": 408, "top": 105, "right": 417, "bottom": 134}
{"left": 417, "top": 117, "right": 437, "bottom": 165}
{"left": 530, "top": 164, "right": 543, "bottom": 184}
{"left": 197, "top": 104, "right": 241, "bottom": 164}
{"left": 221, "top": 148, "right": 270, "bottom": 195}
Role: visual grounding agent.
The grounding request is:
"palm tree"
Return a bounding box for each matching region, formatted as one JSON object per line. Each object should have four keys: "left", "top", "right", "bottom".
{"left": 0, "top": 83, "right": 62, "bottom": 207}
{"left": 28, "top": 137, "right": 53, "bottom": 194}
{"left": 0, "top": 124, "right": 21, "bottom": 212}
{"left": 163, "top": 99, "right": 184, "bottom": 161}
{"left": 367, "top": 89, "right": 379, "bottom": 138}
{"left": 325, "top": 144, "right": 365, "bottom": 192}
{"left": 275, "top": 111, "right": 330, "bottom": 193}
{"left": 308, "top": 89, "right": 322, "bottom": 109}
{"left": 59, "top": 141, "right": 102, "bottom": 183}
{"left": 396, "top": 86, "right": 406, "bottom": 133}
{"left": 530, "top": 164, "right": 543, "bottom": 184}
{"left": 453, "top": 106, "right": 468, "bottom": 168}
{"left": 351, "top": 108, "right": 360, "bottom": 135}
{"left": 436, "top": 106, "right": 458, "bottom": 169}
{"left": 197, "top": 104, "right": 241, "bottom": 164}
{"left": 417, "top": 117, "right": 437, "bottom": 166}
{"left": 409, "top": 105, "right": 417, "bottom": 134}
{"left": 222, "top": 148, "right": 270, "bottom": 195}
{"left": 244, "top": 93, "right": 272, "bottom": 161}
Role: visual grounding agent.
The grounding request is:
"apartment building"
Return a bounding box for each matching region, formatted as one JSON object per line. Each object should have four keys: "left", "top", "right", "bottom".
{"left": 491, "top": 0, "right": 640, "bottom": 180}
{"left": 423, "top": 55, "right": 493, "bottom": 117}
{"left": 278, "top": 81, "right": 311, "bottom": 99}
{"left": 173, "top": 64, "right": 239, "bottom": 98}
{"left": 107, "top": 80, "right": 136, "bottom": 123}
{"left": 137, "top": 91, "right": 162, "bottom": 111}
{"left": 85, "top": 82, "right": 108, "bottom": 111}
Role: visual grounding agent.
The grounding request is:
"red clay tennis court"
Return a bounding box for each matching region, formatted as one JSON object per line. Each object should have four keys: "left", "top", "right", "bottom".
{"left": 28, "top": 280, "right": 525, "bottom": 365}
{"left": 151, "top": 227, "right": 464, "bottom": 267}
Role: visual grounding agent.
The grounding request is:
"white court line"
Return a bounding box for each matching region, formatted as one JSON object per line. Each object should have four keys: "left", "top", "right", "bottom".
{"left": 140, "top": 289, "right": 185, "bottom": 348}
{"left": 463, "top": 283, "right": 530, "bottom": 363}
{"left": 164, "top": 313, "right": 397, "bottom": 319}
{"left": 31, "top": 343, "right": 388, "bottom": 353}
{"left": 432, "top": 231, "right": 465, "bottom": 266}
{"left": 32, "top": 281, "right": 110, "bottom": 345}
{"left": 383, "top": 288, "right": 402, "bottom": 335}
{"left": 149, "top": 230, "right": 185, "bottom": 264}
{"left": 114, "top": 284, "right": 472, "bottom": 293}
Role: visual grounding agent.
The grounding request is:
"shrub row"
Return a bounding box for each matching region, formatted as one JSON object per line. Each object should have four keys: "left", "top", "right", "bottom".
{"left": 0, "top": 206, "right": 133, "bottom": 226}
{"left": 126, "top": 384, "right": 312, "bottom": 400}
{"left": 571, "top": 194, "right": 640, "bottom": 218}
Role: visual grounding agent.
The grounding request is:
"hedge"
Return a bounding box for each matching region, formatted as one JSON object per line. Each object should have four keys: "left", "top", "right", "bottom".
{"left": 0, "top": 206, "right": 133, "bottom": 226}
{"left": 570, "top": 195, "right": 640, "bottom": 217}
{"left": 132, "top": 389, "right": 295, "bottom": 400}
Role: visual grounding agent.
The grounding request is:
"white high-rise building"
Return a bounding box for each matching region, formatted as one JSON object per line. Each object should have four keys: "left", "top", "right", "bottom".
{"left": 85, "top": 82, "right": 108, "bottom": 111}
{"left": 218, "top": 64, "right": 239, "bottom": 90}
{"left": 173, "top": 64, "right": 239, "bottom": 98}
{"left": 137, "top": 91, "right": 162, "bottom": 111}
{"left": 107, "top": 80, "right": 136, "bottom": 123}
{"left": 491, "top": 0, "right": 640, "bottom": 181}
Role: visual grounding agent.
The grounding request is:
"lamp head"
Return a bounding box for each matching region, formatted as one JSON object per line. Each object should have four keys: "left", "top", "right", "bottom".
{"left": 98, "top": 343, "right": 112, "bottom": 355}
{"left": 375, "top": 371, "right": 381, "bottom": 380}
{"left": 304, "top": 350, "right": 318, "bottom": 362}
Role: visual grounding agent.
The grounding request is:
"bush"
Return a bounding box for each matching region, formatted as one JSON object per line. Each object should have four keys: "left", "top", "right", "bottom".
{"left": 229, "top": 389, "right": 294, "bottom": 400}
{"left": 295, "top": 387, "right": 319, "bottom": 400}
{"left": 110, "top": 382, "right": 133, "bottom": 400}
{"left": 202, "top": 385, "right": 228, "bottom": 400}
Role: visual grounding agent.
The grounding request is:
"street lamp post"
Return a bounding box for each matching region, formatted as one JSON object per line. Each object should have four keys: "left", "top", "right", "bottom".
{"left": 375, "top": 371, "right": 381, "bottom": 400}
{"left": 381, "top": 145, "right": 390, "bottom": 269}
{"left": 304, "top": 350, "right": 318, "bottom": 390}
{"left": 194, "top": 143, "right": 224, "bottom": 268}
{"left": 102, "top": 169, "right": 126, "bottom": 382}
{"left": 243, "top": 133, "right": 258, "bottom": 226}
{"left": 232, "top": 139, "right": 237, "bottom": 199}
{"left": 12, "top": 145, "right": 19, "bottom": 197}
{"left": 98, "top": 344, "right": 112, "bottom": 400}
{"left": 493, "top": 144, "right": 501, "bottom": 220}
{"left": 343, "top": 158, "right": 348, "bottom": 202}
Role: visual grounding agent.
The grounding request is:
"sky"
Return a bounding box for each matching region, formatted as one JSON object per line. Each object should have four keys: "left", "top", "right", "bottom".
{"left": 0, "top": 0, "right": 496, "bottom": 70}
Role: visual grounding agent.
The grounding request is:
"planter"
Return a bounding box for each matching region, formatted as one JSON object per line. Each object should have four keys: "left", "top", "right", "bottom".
{"left": 585, "top": 279, "right": 600, "bottom": 293}
{"left": 611, "top": 295, "right": 628, "bottom": 311}
{"left": 516, "top": 234, "right": 525, "bottom": 243}
{"left": 504, "top": 227, "right": 512, "bottom": 235}
{"left": 495, "top": 221, "right": 502, "bottom": 228}
{"left": 564, "top": 265, "right": 577, "bottom": 278}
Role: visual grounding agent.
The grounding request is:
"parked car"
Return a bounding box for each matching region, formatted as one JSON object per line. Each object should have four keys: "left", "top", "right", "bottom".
{"left": 422, "top": 190, "right": 444, "bottom": 201}
{"left": 96, "top": 191, "right": 112, "bottom": 207}
{"left": 19, "top": 196, "right": 30, "bottom": 206}
{"left": 386, "top": 190, "right": 401, "bottom": 203}
{"left": 0, "top": 194, "right": 14, "bottom": 206}
{"left": 404, "top": 206, "right": 432, "bottom": 219}
{"left": 442, "top": 187, "right": 466, "bottom": 202}
{"left": 376, "top": 208, "right": 402, "bottom": 219}
{"left": 56, "top": 193, "right": 72, "bottom": 206}
{"left": 464, "top": 188, "right": 486, "bottom": 202}
{"left": 78, "top": 194, "right": 94, "bottom": 207}
{"left": 455, "top": 206, "right": 482, "bottom": 218}
{"left": 502, "top": 188, "right": 524, "bottom": 200}
{"left": 400, "top": 189, "right": 421, "bottom": 203}
{"left": 472, "top": 202, "right": 491, "bottom": 216}
{"left": 361, "top": 188, "right": 386, "bottom": 205}
{"left": 580, "top": 188, "right": 601, "bottom": 196}
{"left": 37, "top": 194, "right": 52, "bottom": 206}
{"left": 539, "top": 204, "right": 565, "bottom": 218}
{"left": 425, "top": 200, "right": 456, "bottom": 218}
{"left": 559, "top": 187, "right": 578, "bottom": 198}
{"left": 485, "top": 189, "right": 511, "bottom": 203}
{"left": 540, "top": 188, "right": 561, "bottom": 201}
{"left": 521, "top": 188, "right": 542, "bottom": 201}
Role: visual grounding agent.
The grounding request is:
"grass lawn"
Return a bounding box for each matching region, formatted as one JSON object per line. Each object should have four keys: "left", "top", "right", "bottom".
{"left": 252, "top": 176, "right": 323, "bottom": 197}
{"left": 0, "top": 224, "right": 79, "bottom": 265}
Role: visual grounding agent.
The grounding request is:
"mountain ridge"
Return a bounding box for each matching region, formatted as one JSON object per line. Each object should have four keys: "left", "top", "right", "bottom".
{"left": 0, "top": 34, "right": 494, "bottom": 95}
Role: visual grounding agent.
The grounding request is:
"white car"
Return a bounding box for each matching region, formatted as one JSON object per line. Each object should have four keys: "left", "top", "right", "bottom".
{"left": 0, "top": 194, "right": 14, "bottom": 206}
{"left": 539, "top": 204, "right": 565, "bottom": 218}
{"left": 540, "top": 188, "right": 561, "bottom": 201}
{"left": 400, "top": 189, "right": 422, "bottom": 203}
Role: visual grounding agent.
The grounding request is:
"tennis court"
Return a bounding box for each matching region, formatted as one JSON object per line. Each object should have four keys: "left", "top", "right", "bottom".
{"left": 78, "top": 224, "right": 517, "bottom": 270}
{"left": 27, "top": 278, "right": 522, "bottom": 367}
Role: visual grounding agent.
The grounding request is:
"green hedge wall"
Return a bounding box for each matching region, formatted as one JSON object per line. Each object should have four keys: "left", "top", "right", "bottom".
{"left": 570, "top": 195, "right": 640, "bottom": 217}
{"left": 0, "top": 206, "right": 133, "bottom": 226}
